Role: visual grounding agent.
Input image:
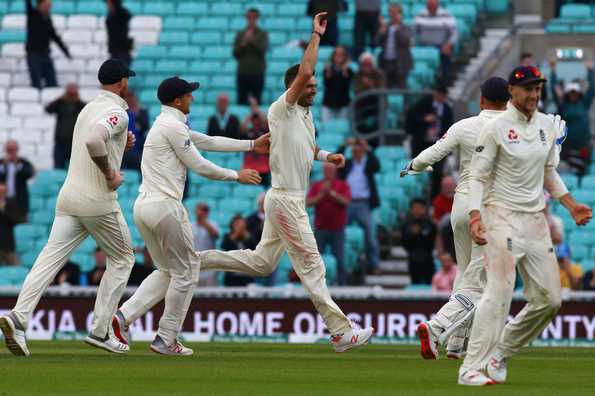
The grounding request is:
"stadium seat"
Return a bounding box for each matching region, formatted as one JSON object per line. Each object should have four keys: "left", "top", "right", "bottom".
{"left": 154, "top": 60, "right": 188, "bottom": 74}
{"left": 160, "top": 31, "right": 190, "bottom": 45}
{"left": 322, "top": 254, "right": 337, "bottom": 285}
{"left": 143, "top": 2, "right": 176, "bottom": 16}
{"left": 130, "top": 16, "right": 162, "bottom": 31}
{"left": 136, "top": 46, "right": 168, "bottom": 59}
{"left": 62, "top": 30, "right": 93, "bottom": 44}
{"left": 570, "top": 245, "right": 590, "bottom": 262}
{"left": 169, "top": 45, "right": 202, "bottom": 60}
{"left": 275, "top": 4, "right": 304, "bottom": 17}
{"left": 2, "top": 14, "right": 26, "bottom": 30}
{"left": 0, "top": 30, "right": 26, "bottom": 44}
{"left": 202, "top": 46, "right": 231, "bottom": 60}
{"left": 546, "top": 23, "right": 572, "bottom": 34}
{"left": 190, "top": 31, "right": 222, "bottom": 46}
{"left": 561, "top": 173, "right": 579, "bottom": 191}
{"left": 19, "top": 252, "right": 38, "bottom": 269}
{"left": 76, "top": 1, "right": 105, "bottom": 15}
{"left": 346, "top": 226, "right": 364, "bottom": 252}
{"left": 262, "top": 17, "right": 295, "bottom": 31}
{"left": 8, "top": 87, "right": 39, "bottom": 102}
{"left": 211, "top": 3, "right": 244, "bottom": 16}
{"left": 0, "top": 267, "right": 29, "bottom": 286}
{"left": 569, "top": 231, "right": 595, "bottom": 247}
{"left": 52, "top": 1, "right": 75, "bottom": 15}
{"left": 131, "top": 60, "right": 154, "bottom": 73}
{"left": 163, "top": 17, "right": 196, "bottom": 31}
{"left": 197, "top": 17, "right": 229, "bottom": 30}
{"left": 411, "top": 46, "right": 440, "bottom": 68}
{"left": 14, "top": 224, "right": 47, "bottom": 242}
{"left": 72, "top": 253, "right": 95, "bottom": 273}
{"left": 176, "top": 2, "right": 209, "bottom": 16}
{"left": 30, "top": 210, "right": 54, "bottom": 227}
{"left": 560, "top": 4, "right": 591, "bottom": 19}
{"left": 11, "top": 103, "right": 43, "bottom": 116}
{"left": 581, "top": 175, "right": 595, "bottom": 190}
{"left": 67, "top": 15, "right": 99, "bottom": 30}
{"left": 190, "top": 60, "right": 221, "bottom": 73}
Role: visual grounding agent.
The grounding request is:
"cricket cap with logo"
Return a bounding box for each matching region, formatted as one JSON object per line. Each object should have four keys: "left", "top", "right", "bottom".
{"left": 508, "top": 65, "right": 547, "bottom": 86}
{"left": 157, "top": 77, "right": 200, "bottom": 104}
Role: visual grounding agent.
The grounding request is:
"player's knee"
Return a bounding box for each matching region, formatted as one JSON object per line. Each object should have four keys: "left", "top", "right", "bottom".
{"left": 546, "top": 293, "right": 562, "bottom": 313}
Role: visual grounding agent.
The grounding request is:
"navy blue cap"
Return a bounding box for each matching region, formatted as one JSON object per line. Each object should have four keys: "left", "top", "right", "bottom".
{"left": 157, "top": 77, "right": 200, "bottom": 104}
{"left": 480, "top": 77, "right": 510, "bottom": 102}
{"left": 98, "top": 58, "right": 135, "bottom": 85}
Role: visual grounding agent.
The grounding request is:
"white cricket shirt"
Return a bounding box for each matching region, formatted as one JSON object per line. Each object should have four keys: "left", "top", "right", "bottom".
{"left": 413, "top": 109, "right": 503, "bottom": 195}
{"left": 56, "top": 90, "right": 129, "bottom": 216}
{"left": 469, "top": 104, "right": 567, "bottom": 213}
{"left": 139, "top": 105, "right": 248, "bottom": 201}
{"left": 268, "top": 91, "right": 316, "bottom": 194}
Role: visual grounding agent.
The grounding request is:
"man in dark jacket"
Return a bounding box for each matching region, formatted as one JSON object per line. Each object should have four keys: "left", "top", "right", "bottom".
{"left": 376, "top": 3, "right": 413, "bottom": 89}
{"left": 338, "top": 138, "right": 381, "bottom": 273}
{"left": 105, "top": 0, "right": 133, "bottom": 67}
{"left": 0, "top": 183, "right": 23, "bottom": 266}
{"left": 233, "top": 8, "right": 268, "bottom": 105}
{"left": 308, "top": 0, "right": 345, "bottom": 46}
{"left": 45, "top": 83, "right": 86, "bottom": 169}
{"left": 0, "top": 140, "right": 34, "bottom": 216}
{"left": 405, "top": 86, "right": 453, "bottom": 196}
{"left": 25, "top": 0, "right": 71, "bottom": 88}
{"left": 207, "top": 93, "right": 242, "bottom": 139}
{"left": 401, "top": 199, "right": 437, "bottom": 284}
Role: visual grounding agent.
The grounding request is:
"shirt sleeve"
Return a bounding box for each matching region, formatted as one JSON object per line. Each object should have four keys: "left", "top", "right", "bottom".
{"left": 97, "top": 109, "right": 128, "bottom": 138}
{"left": 340, "top": 181, "right": 352, "bottom": 200}
{"left": 188, "top": 130, "right": 252, "bottom": 152}
{"left": 544, "top": 132, "right": 569, "bottom": 199}
{"left": 307, "top": 182, "right": 321, "bottom": 199}
{"left": 166, "top": 125, "right": 238, "bottom": 181}
{"left": 468, "top": 122, "right": 499, "bottom": 213}
{"left": 412, "top": 122, "right": 460, "bottom": 171}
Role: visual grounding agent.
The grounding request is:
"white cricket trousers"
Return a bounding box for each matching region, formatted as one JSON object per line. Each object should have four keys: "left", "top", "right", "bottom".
{"left": 428, "top": 192, "right": 485, "bottom": 348}
{"left": 200, "top": 188, "right": 352, "bottom": 335}
{"left": 119, "top": 193, "right": 200, "bottom": 346}
{"left": 12, "top": 211, "right": 135, "bottom": 338}
{"left": 460, "top": 205, "right": 562, "bottom": 373}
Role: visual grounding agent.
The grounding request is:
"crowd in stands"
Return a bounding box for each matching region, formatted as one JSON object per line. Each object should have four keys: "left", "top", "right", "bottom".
{"left": 4, "top": 0, "right": 595, "bottom": 292}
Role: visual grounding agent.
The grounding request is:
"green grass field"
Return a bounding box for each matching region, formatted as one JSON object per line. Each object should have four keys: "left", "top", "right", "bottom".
{"left": 0, "top": 342, "right": 594, "bottom": 396}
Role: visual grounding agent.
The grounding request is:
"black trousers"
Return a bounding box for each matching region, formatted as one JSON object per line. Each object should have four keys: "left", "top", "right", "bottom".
{"left": 27, "top": 53, "right": 57, "bottom": 89}
{"left": 353, "top": 11, "right": 379, "bottom": 57}
{"left": 237, "top": 73, "right": 264, "bottom": 105}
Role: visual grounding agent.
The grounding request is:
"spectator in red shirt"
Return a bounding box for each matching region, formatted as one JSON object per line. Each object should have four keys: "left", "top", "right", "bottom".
{"left": 307, "top": 163, "right": 352, "bottom": 285}
{"left": 432, "top": 175, "right": 456, "bottom": 223}
{"left": 431, "top": 252, "right": 457, "bottom": 293}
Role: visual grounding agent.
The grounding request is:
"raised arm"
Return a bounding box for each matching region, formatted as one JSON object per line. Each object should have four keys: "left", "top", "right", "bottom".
{"left": 189, "top": 130, "right": 270, "bottom": 154}
{"left": 410, "top": 123, "right": 461, "bottom": 172}
{"left": 286, "top": 12, "right": 327, "bottom": 105}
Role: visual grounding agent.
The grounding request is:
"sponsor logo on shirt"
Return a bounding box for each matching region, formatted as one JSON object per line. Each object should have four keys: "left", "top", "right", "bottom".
{"left": 539, "top": 129, "right": 546, "bottom": 145}
{"left": 507, "top": 129, "right": 519, "bottom": 143}
{"left": 475, "top": 145, "right": 484, "bottom": 153}
{"left": 108, "top": 115, "right": 119, "bottom": 127}
{"left": 184, "top": 138, "right": 191, "bottom": 147}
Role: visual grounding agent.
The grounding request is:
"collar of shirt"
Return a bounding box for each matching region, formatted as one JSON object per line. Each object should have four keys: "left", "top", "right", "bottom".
{"left": 98, "top": 89, "right": 129, "bottom": 111}
{"left": 506, "top": 102, "right": 536, "bottom": 124}
{"left": 479, "top": 109, "right": 504, "bottom": 118}
{"left": 161, "top": 105, "right": 188, "bottom": 124}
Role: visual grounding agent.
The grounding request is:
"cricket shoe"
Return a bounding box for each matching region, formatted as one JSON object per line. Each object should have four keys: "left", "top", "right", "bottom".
{"left": 84, "top": 332, "right": 130, "bottom": 354}
{"left": 486, "top": 354, "right": 508, "bottom": 383}
{"left": 458, "top": 370, "right": 497, "bottom": 386}
{"left": 0, "top": 313, "right": 30, "bottom": 356}
{"left": 111, "top": 310, "right": 130, "bottom": 346}
{"left": 330, "top": 326, "right": 374, "bottom": 353}
{"left": 416, "top": 322, "right": 439, "bottom": 359}
{"left": 446, "top": 348, "right": 466, "bottom": 359}
{"left": 150, "top": 335, "right": 194, "bottom": 356}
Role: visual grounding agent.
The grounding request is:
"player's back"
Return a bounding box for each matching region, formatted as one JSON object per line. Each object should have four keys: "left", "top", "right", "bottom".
{"left": 454, "top": 110, "right": 503, "bottom": 194}
{"left": 139, "top": 106, "right": 189, "bottom": 201}
{"left": 267, "top": 91, "right": 316, "bottom": 194}
{"left": 57, "top": 90, "right": 129, "bottom": 217}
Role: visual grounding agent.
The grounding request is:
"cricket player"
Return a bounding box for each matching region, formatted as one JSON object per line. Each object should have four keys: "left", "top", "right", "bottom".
{"left": 198, "top": 12, "right": 374, "bottom": 353}
{"left": 401, "top": 77, "right": 511, "bottom": 360}
{"left": 110, "top": 77, "right": 267, "bottom": 355}
{"left": 458, "top": 65, "right": 592, "bottom": 385}
{"left": 0, "top": 59, "right": 137, "bottom": 355}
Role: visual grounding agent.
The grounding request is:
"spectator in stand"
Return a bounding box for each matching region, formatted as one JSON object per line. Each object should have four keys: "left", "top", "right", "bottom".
{"left": 376, "top": 3, "right": 413, "bottom": 89}
{"left": 307, "top": 0, "right": 345, "bottom": 46}
{"left": 0, "top": 183, "right": 23, "bottom": 266}
{"left": 0, "top": 140, "right": 35, "bottom": 217}
{"left": 550, "top": 58, "right": 594, "bottom": 174}
{"left": 436, "top": 213, "right": 456, "bottom": 262}
{"left": 401, "top": 199, "right": 437, "bottom": 284}
{"left": 233, "top": 8, "right": 268, "bottom": 105}
{"left": 431, "top": 252, "right": 457, "bottom": 293}
{"left": 520, "top": 52, "right": 548, "bottom": 111}
{"left": 413, "top": 0, "right": 458, "bottom": 83}
{"left": 307, "top": 163, "right": 352, "bottom": 285}
{"left": 354, "top": 52, "right": 386, "bottom": 139}
{"left": 405, "top": 85, "right": 453, "bottom": 196}
{"left": 557, "top": 244, "right": 583, "bottom": 291}
{"left": 240, "top": 97, "right": 270, "bottom": 186}
{"left": 25, "top": 0, "right": 71, "bottom": 88}
{"left": 105, "top": 0, "right": 133, "bottom": 67}
{"left": 583, "top": 267, "right": 595, "bottom": 291}
{"left": 353, "top": 0, "right": 381, "bottom": 57}
{"left": 221, "top": 214, "right": 256, "bottom": 286}
{"left": 89, "top": 248, "right": 107, "bottom": 286}
{"left": 122, "top": 90, "right": 150, "bottom": 170}
{"left": 432, "top": 175, "right": 455, "bottom": 223}
{"left": 322, "top": 46, "right": 354, "bottom": 122}
{"left": 127, "top": 247, "right": 155, "bottom": 286}
{"left": 207, "top": 93, "right": 242, "bottom": 140}
{"left": 192, "top": 202, "right": 220, "bottom": 287}
{"left": 338, "top": 138, "right": 381, "bottom": 274}
{"left": 53, "top": 261, "right": 80, "bottom": 286}
{"left": 45, "top": 83, "right": 86, "bottom": 169}
{"left": 246, "top": 192, "right": 266, "bottom": 246}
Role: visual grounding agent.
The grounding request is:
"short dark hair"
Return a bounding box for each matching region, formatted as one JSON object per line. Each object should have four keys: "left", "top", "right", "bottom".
{"left": 246, "top": 8, "right": 260, "bottom": 16}
{"left": 284, "top": 64, "right": 315, "bottom": 89}
{"left": 410, "top": 198, "right": 427, "bottom": 208}
{"left": 520, "top": 52, "right": 533, "bottom": 61}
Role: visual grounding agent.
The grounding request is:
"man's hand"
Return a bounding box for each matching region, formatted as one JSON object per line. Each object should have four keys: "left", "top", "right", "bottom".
{"left": 469, "top": 212, "right": 487, "bottom": 245}
{"left": 237, "top": 169, "right": 262, "bottom": 185}
{"left": 105, "top": 170, "right": 124, "bottom": 191}
{"left": 570, "top": 203, "right": 592, "bottom": 226}
{"left": 253, "top": 133, "right": 270, "bottom": 154}
{"left": 125, "top": 131, "right": 136, "bottom": 152}
{"left": 328, "top": 153, "right": 345, "bottom": 168}
{"left": 313, "top": 12, "right": 328, "bottom": 36}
